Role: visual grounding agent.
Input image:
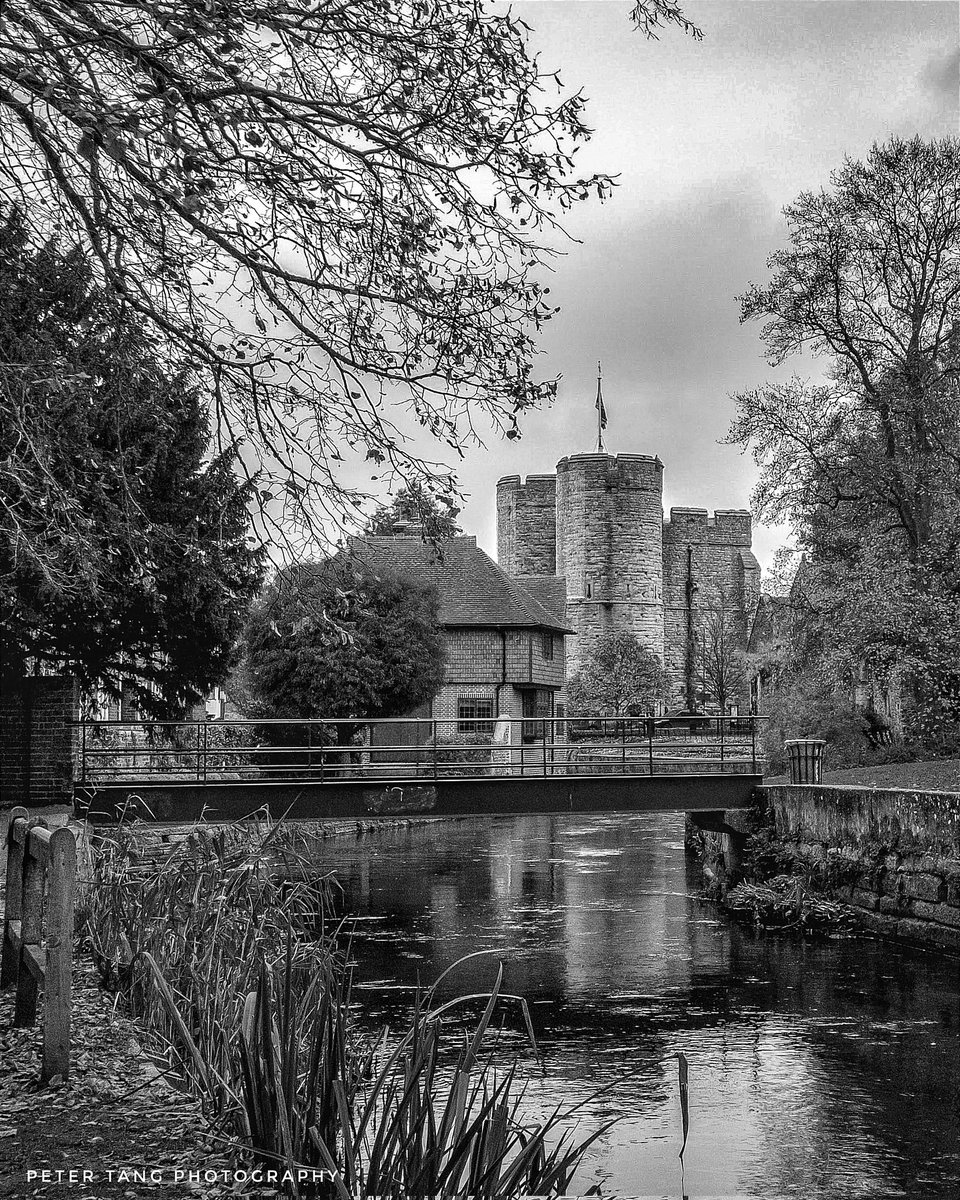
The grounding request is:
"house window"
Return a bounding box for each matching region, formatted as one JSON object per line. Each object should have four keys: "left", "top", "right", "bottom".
{"left": 584, "top": 580, "right": 593, "bottom": 599}
{"left": 542, "top": 633, "right": 554, "bottom": 661}
{"left": 458, "top": 696, "right": 495, "bottom": 735}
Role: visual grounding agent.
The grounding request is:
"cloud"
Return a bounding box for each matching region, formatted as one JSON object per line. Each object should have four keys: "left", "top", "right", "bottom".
{"left": 920, "top": 46, "right": 960, "bottom": 103}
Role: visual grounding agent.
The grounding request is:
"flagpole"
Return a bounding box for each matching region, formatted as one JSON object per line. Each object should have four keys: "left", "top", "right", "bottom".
{"left": 596, "top": 359, "right": 605, "bottom": 453}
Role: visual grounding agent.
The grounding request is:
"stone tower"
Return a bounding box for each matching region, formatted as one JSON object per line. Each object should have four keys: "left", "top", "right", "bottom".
{"left": 496, "top": 473, "right": 557, "bottom": 576}
{"left": 555, "top": 454, "right": 665, "bottom": 673}
{"left": 662, "top": 507, "right": 759, "bottom": 707}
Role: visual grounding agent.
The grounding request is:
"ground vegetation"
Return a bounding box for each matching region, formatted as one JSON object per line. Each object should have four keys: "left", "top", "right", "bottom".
{"left": 78, "top": 817, "right": 614, "bottom": 1196}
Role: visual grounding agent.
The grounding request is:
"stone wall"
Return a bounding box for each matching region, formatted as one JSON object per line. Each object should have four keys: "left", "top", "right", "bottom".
{"left": 496, "top": 474, "right": 557, "bottom": 576}
{"left": 692, "top": 784, "right": 960, "bottom": 954}
{"left": 763, "top": 784, "right": 960, "bottom": 952}
{"left": 556, "top": 453, "right": 665, "bottom": 675}
{"left": 0, "top": 675, "right": 79, "bottom": 809}
{"left": 662, "top": 508, "right": 757, "bottom": 709}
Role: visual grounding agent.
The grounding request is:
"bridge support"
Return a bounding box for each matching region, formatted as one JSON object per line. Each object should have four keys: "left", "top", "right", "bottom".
{"left": 687, "top": 808, "right": 753, "bottom": 886}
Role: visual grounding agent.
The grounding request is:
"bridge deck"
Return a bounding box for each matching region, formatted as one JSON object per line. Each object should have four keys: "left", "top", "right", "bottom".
{"left": 77, "top": 771, "right": 763, "bottom": 824}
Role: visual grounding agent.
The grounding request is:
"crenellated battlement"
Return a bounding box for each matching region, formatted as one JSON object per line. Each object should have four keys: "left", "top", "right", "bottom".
{"left": 663, "top": 506, "right": 752, "bottom": 544}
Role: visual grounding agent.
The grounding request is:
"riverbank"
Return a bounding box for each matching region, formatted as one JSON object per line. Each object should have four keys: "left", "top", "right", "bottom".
{"left": 691, "top": 782, "right": 960, "bottom": 953}
{"left": 0, "top": 809, "right": 451, "bottom": 1199}
{"left": 766, "top": 756, "right": 960, "bottom": 791}
{"left": 0, "top": 962, "right": 237, "bottom": 1199}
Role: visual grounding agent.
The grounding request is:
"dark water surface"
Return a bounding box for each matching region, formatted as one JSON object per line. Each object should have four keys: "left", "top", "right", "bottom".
{"left": 323, "top": 813, "right": 959, "bottom": 1198}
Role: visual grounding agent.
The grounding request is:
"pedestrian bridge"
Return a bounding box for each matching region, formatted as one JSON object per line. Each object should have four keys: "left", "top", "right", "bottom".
{"left": 74, "top": 715, "right": 764, "bottom": 824}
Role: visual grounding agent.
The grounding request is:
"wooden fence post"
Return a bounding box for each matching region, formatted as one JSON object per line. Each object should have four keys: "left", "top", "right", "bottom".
{"left": 2, "top": 811, "right": 77, "bottom": 1083}
{"left": 1, "top": 806, "right": 28, "bottom": 989}
{"left": 43, "top": 827, "right": 76, "bottom": 1082}
{"left": 14, "top": 834, "right": 44, "bottom": 1028}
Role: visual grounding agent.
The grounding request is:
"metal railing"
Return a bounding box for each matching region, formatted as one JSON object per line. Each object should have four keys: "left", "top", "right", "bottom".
{"left": 75, "top": 715, "right": 765, "bottom": 785}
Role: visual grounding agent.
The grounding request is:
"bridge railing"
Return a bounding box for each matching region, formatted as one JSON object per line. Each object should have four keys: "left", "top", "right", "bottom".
{"left": 74, "top": 715, "right": 765, "bottom": 784}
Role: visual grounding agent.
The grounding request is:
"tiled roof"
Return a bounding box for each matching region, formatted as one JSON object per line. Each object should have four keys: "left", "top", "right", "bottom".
{"left": 348, "top": 536, "right": 572, "bottom": 632}
{"left": 513, "top": 575, "right": 568, "bottom": 626}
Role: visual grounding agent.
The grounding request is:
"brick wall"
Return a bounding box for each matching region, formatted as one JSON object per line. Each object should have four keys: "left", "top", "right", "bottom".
{"left": 0, "top": 675, "right": 79, "bottom": 809}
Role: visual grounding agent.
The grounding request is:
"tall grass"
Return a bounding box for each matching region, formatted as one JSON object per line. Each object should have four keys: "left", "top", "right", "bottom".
{"left": 78, "top": 816, "right": 613, "bottom": 1196}
{"left": 78, "top": 814, "right": 339, "bottom": 1120}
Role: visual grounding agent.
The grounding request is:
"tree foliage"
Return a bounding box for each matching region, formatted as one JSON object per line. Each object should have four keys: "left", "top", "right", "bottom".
{"left": 567, "top": 632, "right": 665, "bottom": 717}
{"left": 365, "top": 483, "right": 462, "bottom": 540}
{"left": 728, "top": 137, "right": 960, "bottom": 737}
{"left": 0, "top": 208, "right": 264, "bottom": 715}
{"left": 731, "top": 137, "right": 960, "bottom": 557}
{"left": 240, "top": 560, "right": 446, "bottom": 726}
{"left": 0, "top": 0, "right": 699, "bottom": 540}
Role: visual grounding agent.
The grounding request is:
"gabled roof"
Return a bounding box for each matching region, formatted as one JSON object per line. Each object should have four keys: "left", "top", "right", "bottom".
{"left": 513, "top": 575, "right": 568, "bottom": 626}
{"left": 348, "top": 536, "right": 573, "bottom": 633}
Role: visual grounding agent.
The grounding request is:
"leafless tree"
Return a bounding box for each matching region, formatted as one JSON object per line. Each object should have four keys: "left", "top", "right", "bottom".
{"left": 699, "top": 588, "right": 747, "bottom": 713}
{"left": 0, "top": 0, "right": 699, "bottom": 547}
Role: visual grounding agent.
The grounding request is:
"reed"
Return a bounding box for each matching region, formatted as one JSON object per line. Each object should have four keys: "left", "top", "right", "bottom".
{"left": 78, "top": 816, "right": 610, "bottom": 1196}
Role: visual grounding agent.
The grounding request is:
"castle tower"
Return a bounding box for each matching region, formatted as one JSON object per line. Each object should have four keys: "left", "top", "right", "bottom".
{"left": 555, "top": 453, "right": 665, "bottom": 675}
{"left": 496, "top": 474, "right": 557, "bottom": 576}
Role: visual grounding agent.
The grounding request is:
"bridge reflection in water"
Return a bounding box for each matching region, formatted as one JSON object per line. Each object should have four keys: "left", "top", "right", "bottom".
{"left": 74, "top": 715, "right": 765, "bottom": 823}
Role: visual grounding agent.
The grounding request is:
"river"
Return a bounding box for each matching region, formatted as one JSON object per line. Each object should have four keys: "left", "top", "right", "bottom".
{"left": 321, "top": 812, "right": 960, "bottom": 1198}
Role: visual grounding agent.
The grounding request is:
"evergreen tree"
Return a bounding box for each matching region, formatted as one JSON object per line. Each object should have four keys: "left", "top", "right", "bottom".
{"left": 0, "top": 209, "right": 264, "bottom": 716}
{"left": 366, "top": 485, "right": 462, "bottom": 541}
{"left": 240, "top": 560, "right": 446, "bottom": 733}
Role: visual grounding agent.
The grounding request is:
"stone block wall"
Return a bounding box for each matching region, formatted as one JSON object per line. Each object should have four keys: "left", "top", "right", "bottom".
{"left": 496, "top": 474, "right": 557, "bottom": 576}
{"left": 0, "top": 675, "right": 79, "bottom": 809}
{"left": 762, "top": 784, "right": 960, "bottom": 953}
{"left": 662, "top": 508, "right": 755, "bottom": 709}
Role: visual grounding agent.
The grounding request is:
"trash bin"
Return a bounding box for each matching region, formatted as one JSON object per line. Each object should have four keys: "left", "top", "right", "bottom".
{"left": 784, "top": 738, "right": 826, "bottom": 783}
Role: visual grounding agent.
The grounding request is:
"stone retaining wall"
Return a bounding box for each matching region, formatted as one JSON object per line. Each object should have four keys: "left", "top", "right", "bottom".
{"left": 761, "top": 784, "right": 960, "bottom": 952}
{"left": 692, "top": 784, "right": 960, "bottom": 954}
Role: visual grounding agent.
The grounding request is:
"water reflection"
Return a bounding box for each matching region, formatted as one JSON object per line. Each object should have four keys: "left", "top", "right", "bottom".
{"left": 322, "top": 813, "right": 960, "bottom": 1198}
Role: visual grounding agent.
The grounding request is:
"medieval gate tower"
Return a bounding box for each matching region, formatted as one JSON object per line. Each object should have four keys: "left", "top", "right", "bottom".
{"left": 497, "top": 452, "right": 761, "bottom": 709}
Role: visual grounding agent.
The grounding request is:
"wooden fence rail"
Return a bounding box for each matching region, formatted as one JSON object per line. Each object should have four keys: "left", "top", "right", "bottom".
{"left": 1, "top": 807, "right": 77, "bottom": 1083}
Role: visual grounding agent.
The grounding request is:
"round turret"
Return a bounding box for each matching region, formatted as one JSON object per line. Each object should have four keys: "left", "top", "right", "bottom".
{"left": 555, "top": 453, "right": 665, "bottom": 673}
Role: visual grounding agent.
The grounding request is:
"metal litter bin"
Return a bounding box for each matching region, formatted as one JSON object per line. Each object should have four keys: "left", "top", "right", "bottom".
{"left": 784, "top": 738, "right": 825, "bottom": 783}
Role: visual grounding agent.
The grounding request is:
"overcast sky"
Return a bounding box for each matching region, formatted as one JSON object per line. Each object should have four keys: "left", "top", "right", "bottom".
{"left": 446, "top": 0, "right": 959, "bottom": 573}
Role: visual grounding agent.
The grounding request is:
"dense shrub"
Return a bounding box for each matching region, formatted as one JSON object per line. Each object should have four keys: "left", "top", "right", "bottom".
{"left": 429, "top": 731, "right": 493, "bottom": 776}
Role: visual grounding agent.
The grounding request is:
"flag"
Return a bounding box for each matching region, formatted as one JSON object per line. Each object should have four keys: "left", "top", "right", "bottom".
{"left": 595, "top": 360, "right": 607, "bottom": 430}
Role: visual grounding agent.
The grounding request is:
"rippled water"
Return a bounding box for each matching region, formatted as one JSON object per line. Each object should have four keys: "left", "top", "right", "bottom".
{"left": 321, "top": 813, "right": 960, "bottom": 1198}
